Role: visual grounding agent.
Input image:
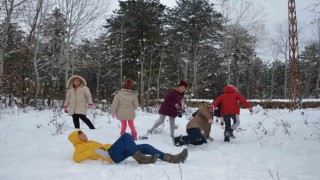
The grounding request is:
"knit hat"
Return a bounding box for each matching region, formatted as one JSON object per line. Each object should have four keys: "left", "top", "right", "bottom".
{"left": 178, "top": 80, "right": 188, "bottom": 88}
{"left": 121, "top": 78, "right": 136, "bottom": 89}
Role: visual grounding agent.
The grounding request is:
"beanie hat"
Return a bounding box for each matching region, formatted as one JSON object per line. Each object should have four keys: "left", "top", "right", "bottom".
{"left": 178, "top": 80, "right": 188, "bottom": 88}
{"left": 121, "top": 78, "right": 136, "bottom": 89}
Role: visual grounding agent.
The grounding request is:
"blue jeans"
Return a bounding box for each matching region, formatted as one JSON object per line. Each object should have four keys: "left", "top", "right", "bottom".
{"left": 108, "top": 133, "right": 165, "bottom": 163}
{"left": 181, "top": 128, "right": 207, "bottom": 145}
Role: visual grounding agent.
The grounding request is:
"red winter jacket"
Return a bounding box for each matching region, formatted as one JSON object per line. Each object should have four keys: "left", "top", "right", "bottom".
{"left": 212, "top": 86, "right": 251, "bottom": 115}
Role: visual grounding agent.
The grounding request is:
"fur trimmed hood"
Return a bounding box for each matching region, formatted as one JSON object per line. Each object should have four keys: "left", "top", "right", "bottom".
{"left": 66, "top": 75, "right": 87, "bottom": 88}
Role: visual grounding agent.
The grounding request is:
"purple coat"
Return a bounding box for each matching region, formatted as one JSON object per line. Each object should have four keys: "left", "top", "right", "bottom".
{"left": 159, "top": 89, "right": 184, "bottom": 117}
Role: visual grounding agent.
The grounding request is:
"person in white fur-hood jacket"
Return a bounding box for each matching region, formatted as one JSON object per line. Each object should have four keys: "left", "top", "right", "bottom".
{"left": 63, "top": 75, "right": 95, "bottom": 129}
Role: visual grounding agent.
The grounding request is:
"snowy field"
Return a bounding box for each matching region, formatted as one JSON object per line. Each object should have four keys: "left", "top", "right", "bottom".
{"left": 0, "top": 105, "right": 320, "bottom": 180}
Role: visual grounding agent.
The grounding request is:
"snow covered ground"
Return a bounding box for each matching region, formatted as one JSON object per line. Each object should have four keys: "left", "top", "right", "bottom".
{"left": 0, "top": 105, "right": 320, "bottom": 180}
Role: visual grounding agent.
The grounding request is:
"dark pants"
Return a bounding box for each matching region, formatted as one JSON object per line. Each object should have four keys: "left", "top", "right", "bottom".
{"left": 108, "top": 133, "right": 165, "bottom": 163}
{"left": 223, "top": 114, "right": 237, "bottom": 133}
{"left": 72, "top": 114, "right": 95, "bottom": 129}
{"left": 181, "top": 128, "right": 207, "bottom": 145}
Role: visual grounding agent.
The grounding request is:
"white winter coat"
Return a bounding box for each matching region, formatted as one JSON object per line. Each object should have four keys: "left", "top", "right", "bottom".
{"left": 111, "top": 89, "right": 139, "bottom": 120}
{"left": 64, "top": 75, "right": 93, "bottom": 116}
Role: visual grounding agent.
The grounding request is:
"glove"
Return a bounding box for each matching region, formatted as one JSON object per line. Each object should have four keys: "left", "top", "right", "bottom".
{"left": 112, "top": 114, "right": 116, "bottom": 119}
{"left": 87, "top": 104, "right": 93, "bottom": 109}
{"left": 174, "top": 103, "right": 181, "bottom": 109}
{"left": 206, "top": 137, "right": 214, "bottom": 142}
{"left": 249, "top": 108, "right": 253, "bottom": 115}
{"left": 63, "top": 106, "right": 68, "bottom": 113}
{"left": 209, "top": 104, "right": 214, "bottom": 111}
{"left": 95, "top": 149, "right": 110, "bottom": 159}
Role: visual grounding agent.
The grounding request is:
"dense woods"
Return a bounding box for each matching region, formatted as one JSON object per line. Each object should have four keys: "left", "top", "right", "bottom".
{"left": 0, "top": 0, "right": 319, "bottom": 109}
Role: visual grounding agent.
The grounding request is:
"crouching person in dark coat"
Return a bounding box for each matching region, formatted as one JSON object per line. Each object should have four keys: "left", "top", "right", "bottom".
{"left": 173, "top": 106, "right": 214, "bottom": 146}
{"left": 68, "top": 130, "right": 188, "bottom": 164}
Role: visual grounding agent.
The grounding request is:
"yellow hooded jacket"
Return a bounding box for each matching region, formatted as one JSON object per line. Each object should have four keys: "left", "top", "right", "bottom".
{"left": 68, "top": 130, "right": 113, "bottom": 163}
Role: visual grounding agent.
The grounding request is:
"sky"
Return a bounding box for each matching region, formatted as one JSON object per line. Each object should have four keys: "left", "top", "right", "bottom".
{"left": 0, "top": 104, "right": 320, "bottom": 179}
{"left": 107, "top": 0, "right": 318, "bottom": 62}
{"left": 109, "top": 0, "right": 317, "bottom": 36}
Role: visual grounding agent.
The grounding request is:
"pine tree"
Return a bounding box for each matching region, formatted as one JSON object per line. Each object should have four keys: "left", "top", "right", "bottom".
{"left": 40, "top": 8, "right": 68, "bottom": 100}
{"left": 104, "top": 0, "right": 166, "bottom": 108}
{"left": 167, "top": 0, "right": 224, "bottom": 97}
{"left": 300, "top": 43, "right": 320, "bottom": 98}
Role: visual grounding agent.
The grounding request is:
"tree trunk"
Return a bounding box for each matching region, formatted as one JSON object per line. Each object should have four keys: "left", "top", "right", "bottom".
{"left": 33, "top": 38, "right": 41, "bottom": 106}
{"left": 305, "top": 60, "right": 313, "bottom": 98}
{"left": 32, "top": 0, "right": 44, "bottom": 106}
{"left": 192, "top": 62, "right": 197, "bottom": 96}
{"left": 316, "top": 60, "right": 320, "bottom": 98}
{"left": 157, "top": 45, "right": 164, "bottom": 103}
{"left": 140, "top": 46, "right": 145, "bottom": 110}
{"left": 270, "top": 62, "right": 275, "bottom": 99}
{"left": 119, "top": 16, "right": 124, "bottom": 86}
{"left": 184, "top": 60, "right": 188, "bottom": 82}
{"left": 140, "top": 62, "right": 145, "bottom": 110}
{"left": 227, "top": 58, "right": 231, "bottom": 85}
{"left": 0, "top": 0, "right": 15, "bottom": 94}
{"left": 316, "top": 20, "right": 320, "bottom": 98}
{"left": 95, "top": 40, "right": 102, "bottom": 101}
{"left": 146, "top": 52, "right": 153, "bottom": 112}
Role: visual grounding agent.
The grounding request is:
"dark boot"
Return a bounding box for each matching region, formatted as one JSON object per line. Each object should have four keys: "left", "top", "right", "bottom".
{"left": 224, "top": 136, "right": 230, "bottom": 142}
{"left": 173, "top": 136, "right": 188, "bottom": 147}
{"left": 132, "top": 151, "right": 159, "bottom": 164}
{"left": 147, "top": 130, "right": 153, "bottom": 135}
{"left": 173, "top": 136, "right": 180, "bottom": 146}
{"left": 163, "top": 149, "right": 188, "bottom": 163}
{"left": 224, "top": 131, "right": 230, "bottom": 142}
{"left": 230, "top": 129, "right": 236, "bottom": 139}
{"left": 220, "top": 121, "right": 225, "bottom": 129}
{"left": 224, "top": 131, "right": 231, "bottom": 137}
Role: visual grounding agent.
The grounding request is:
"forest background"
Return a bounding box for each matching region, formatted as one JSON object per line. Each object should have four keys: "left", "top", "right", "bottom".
{"left": 1, "top": 0, "right": 320, "bottom": 110}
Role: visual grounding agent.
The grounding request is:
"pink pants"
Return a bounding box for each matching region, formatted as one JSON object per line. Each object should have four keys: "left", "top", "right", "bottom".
{"left": 120, "top": 120, "right": 137, "bottom": 140}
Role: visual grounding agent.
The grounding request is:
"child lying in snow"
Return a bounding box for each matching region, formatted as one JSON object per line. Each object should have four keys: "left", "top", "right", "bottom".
{"left": 68, "top": 130, "right": 188, "bottom": 164}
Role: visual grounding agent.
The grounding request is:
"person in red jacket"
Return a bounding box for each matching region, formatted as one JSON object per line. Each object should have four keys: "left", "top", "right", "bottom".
{"left": 211, "top": 85, "right": 253, "bottom": 142}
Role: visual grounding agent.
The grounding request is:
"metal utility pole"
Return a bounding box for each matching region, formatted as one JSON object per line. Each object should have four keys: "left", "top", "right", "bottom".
{"left": 288, "top": 0, "right": 301, "bottom": 110}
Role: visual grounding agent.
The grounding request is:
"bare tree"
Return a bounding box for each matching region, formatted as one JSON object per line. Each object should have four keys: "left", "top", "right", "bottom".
{"left": 307, "top": 1, "right": 320, "bottom": 16}
{"left": 53, "top": 0, "right": 110, "bottom": 88}
{"left": 220, "top": 0, "right": 267, "bottom": 46}
{"left": 157, "top": 45, "right": 165, "bottom": 102}
{"left": 219, "top": 0, "right": 266, "bottom": 88}
{"left": 29, "top": 0, "right": 45, "bottom": 105}
{"left": 311, "top": 18, "right": 320, "bottom": 98}
{"left": 19, "top": 0, "right": 46, "bottom": 105}
{"left": 0, "top": 0, "right": 28, "bottom": 93}
{"left": 273, "top": 23, "right": 289, "bottom": 98}
{"left": 269, "top": 46, "right": 279, "bottom": 99}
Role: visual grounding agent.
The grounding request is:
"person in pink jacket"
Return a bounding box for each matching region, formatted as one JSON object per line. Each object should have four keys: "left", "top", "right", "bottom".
{"left": 111, "top": 79, "right": 139, "bottom": 140}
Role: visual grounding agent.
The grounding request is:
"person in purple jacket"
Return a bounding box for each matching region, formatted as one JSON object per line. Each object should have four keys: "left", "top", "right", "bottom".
{"left": 148, "top": 80, "right": 188, "bottom": 137}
